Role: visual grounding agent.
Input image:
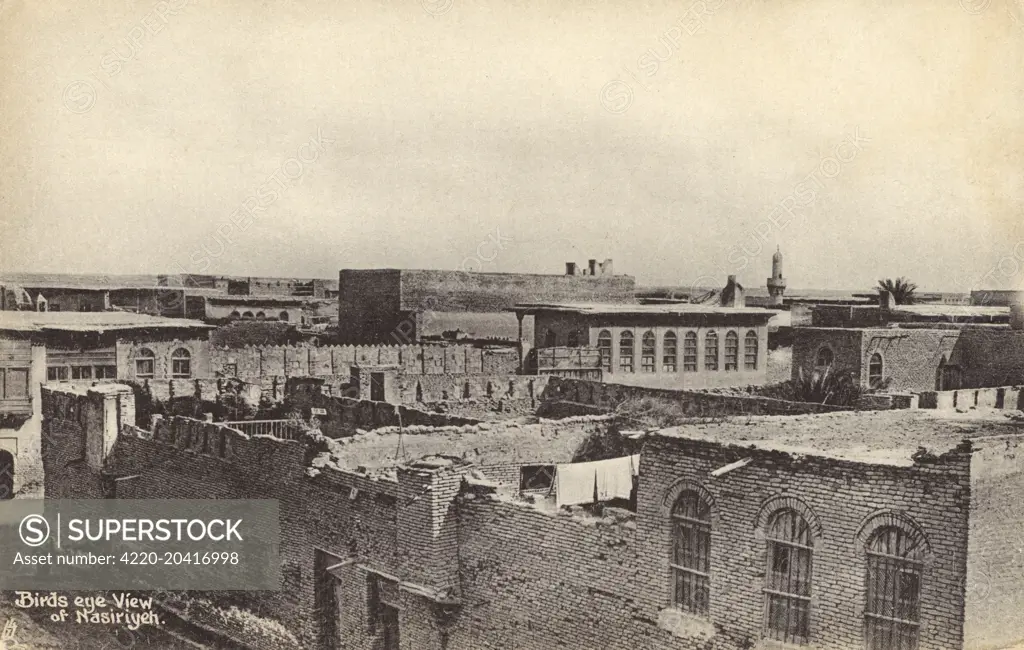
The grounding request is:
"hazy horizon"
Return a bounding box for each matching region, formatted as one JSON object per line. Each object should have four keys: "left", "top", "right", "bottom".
{"left": 1, "top": 0, "right": 1021, "bottom": 293}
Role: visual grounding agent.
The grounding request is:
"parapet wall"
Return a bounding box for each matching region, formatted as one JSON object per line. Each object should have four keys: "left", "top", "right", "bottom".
{"left": 918, "top": 385, "right": 1024, "bottom": 410}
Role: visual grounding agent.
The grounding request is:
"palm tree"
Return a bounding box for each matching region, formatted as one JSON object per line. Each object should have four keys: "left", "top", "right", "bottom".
{"left": 877, "top": 277, "right": 917, "bottom": 305}
{"left": 793, "top": 366, "right": 863, "bottom": 406}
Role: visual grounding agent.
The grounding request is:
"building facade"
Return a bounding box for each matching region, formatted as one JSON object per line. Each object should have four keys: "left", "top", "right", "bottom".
{"left": 0, "top": 312, "right": 212, "bottom": 496}
{"left": 514, "top": 303, "right": 773, "bottom": 389}
{"left": 338, "top": 263, "right": 637, "bottom": 344}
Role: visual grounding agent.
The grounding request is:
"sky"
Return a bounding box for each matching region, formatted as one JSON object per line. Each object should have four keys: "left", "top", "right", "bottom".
{"left": 0, "top": 0, "right": 1022, "bottom": 291}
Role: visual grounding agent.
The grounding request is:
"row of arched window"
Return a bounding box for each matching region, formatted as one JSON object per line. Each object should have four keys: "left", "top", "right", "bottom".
{"left": 228, "top": 310, "right": 290, "bottom": 321}
{"left": 587, "top": 330, "right": 759, "bottom": 374}
{"left": 670, "top": 488, "right": 925, "bottom": 649}
{"left": 134, "top": 348, "right": 192, "bottom": 379}
{"left": 815, "top": 346, "right": 886, "bottom": 388}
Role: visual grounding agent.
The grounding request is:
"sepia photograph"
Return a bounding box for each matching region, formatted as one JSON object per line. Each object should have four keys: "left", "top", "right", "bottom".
{"left": 0, "top": 0, "right": 1022, "bottom": 647}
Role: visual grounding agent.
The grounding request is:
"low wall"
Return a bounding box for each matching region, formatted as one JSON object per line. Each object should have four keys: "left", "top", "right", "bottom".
{"left": 287, "top": 392, "right": 483, "bottom": 438}
{"left": 855, "top": 393, "right": 920, "bottom": 410}
{"left": 126, "top": 378, "right": 265, "bottom": 406}
{"left": 541, "top": 377, "right": 850, "bottom": 416}
{"left": 919, "top": 385, "right": 1024, "bottom": 410}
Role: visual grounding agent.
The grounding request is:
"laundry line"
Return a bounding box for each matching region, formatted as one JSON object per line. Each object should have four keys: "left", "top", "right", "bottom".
{"left": 553, "top": 454, "right": 640, "bottom": 508}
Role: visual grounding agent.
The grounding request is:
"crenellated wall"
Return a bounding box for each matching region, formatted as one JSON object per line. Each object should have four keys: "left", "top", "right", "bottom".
{"left": 208, "top": 343, "right": 519, "bottom": 380}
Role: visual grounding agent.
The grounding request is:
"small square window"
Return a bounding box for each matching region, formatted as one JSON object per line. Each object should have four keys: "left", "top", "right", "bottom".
{"left": 519, "top": 465, "right": 554, "bottom": 492}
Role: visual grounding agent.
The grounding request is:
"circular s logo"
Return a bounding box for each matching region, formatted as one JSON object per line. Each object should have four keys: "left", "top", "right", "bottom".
{"left": 19, "top": 514, "right": 50, "bottom": 547}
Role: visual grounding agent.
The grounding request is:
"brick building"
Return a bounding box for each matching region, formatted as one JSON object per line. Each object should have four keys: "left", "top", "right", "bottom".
{"left": 42, "top": 381, "right": 1023, "bottom": 650}
{"left": 791, "top": 292, "right": 1024, "bottom": 392}
{"left": 203, "top": 295, "right": 308, "bottom": 323}
{"left": 792, "top": 326, "right": 1024, "bottom": 392}
{"left": 0, "top": 311, "right": 212, "bottom": 496}
{"left": 338, "top": 263, "right": 636, "bottom": 344}
{"left": 513, "top": 302, "right": 773, "bottom": 389}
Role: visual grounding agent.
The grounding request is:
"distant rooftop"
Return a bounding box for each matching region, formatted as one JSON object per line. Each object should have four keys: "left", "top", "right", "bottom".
{"left": 0, "top": 311, "right": 213, "bottom": 333}
{"left": 207, "top": 295, "right": 308, "bottom": 305}
{"left": 654, "top": 409, "right": 1024, "bottom": 467}
{"left": 890, "top": 304, "right": 1009, "bottom": 318}
{"left": 511, "top": 302, "right": 775, "bottom": 318}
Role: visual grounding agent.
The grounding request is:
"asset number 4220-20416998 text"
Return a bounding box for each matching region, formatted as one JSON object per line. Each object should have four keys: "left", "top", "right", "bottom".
{"left": 121, "top": 551, "right": 239, "bottom": 565}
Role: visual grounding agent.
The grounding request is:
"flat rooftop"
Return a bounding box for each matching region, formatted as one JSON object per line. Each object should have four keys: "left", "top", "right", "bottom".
{"left": 655, "top": 409, "right": 1024, "bottom": 466}
{"left": 0, "top": 311, "right": 213, "bottom": 333}
{"left": 511, "top": 302, "right": 777, "bottom": 318}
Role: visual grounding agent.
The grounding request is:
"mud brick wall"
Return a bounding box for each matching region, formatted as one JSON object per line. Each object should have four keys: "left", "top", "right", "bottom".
{"left": 41, "top": 385, "right": 617, "bottom": 650}
{"left": 635, "top": 435, "right": 973, "bottom": 650}
{"left": 286, "top": 394, "right": 482, "bottom": 438}
{"left": 327, "top": 415, "right": 612, "bottom": 471}
{"left": 394, "top": 373, "right": 547, "bottom": 405}
{"left": 452, "top": 497, "right": 694, "bottom": 650}
{"left": 209, "top": 343, "right": 519, "bottom": 381}
{"left": 542, "top": 376, "right": 847, "bottom": 415}
{"left": 959, "top": 329, "right": 1024, "bottom": 387}
{"left": 793, "top": 326, "right": 1024, "bottom": 392}
{"left": 963, "top": 436, "right": 1024, "bottom": 650}
{"left": 117, "top": 338, "right": 212, "bottom": 381}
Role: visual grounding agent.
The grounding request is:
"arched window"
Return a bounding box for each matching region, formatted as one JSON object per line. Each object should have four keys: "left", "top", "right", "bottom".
{"left": 567, "top": 330, "right": 580, "bottom": 348}
{"left": 598, "top": 330, "right": 612, "bottom": 372}
{"left": 744, "top": 331, "right": 759, "bottom": 370}
{"left": 170, "top": 348, "right": 192, "bottom": 379}
{"left": 544, "top": 329, "right": 557, "bottom": 348}
{"left": 663, "top": 332, "right": 678, "bottom": 373}
{"left": 135, "top": 348, "right": 155, "bottom": 379}
{"left": 704, "top": 332, "right": 719, "bottom": 371}
{"left": 869, "top": 353, "right": 884, "bottom": 389}
{"left": 670, "top": 491, "right": 711, "bottom": 615}
{"left": 764, "top": 508, "right": 814, "bottom": 645}
{"left": 619, "top": 331, "right": 635, "bottom": 373}
{"left": 279, "top": 311, "right": 290, "bottom": 322}
{"left": 865, "top": 526, "right": 924, "bottom": 650}
{"left": 229, "top": 310, "right": 241, "bottom": 319}
{"left": 641, "top": 331, "right": 656, "bottom": 373}
{"left": 683, "top": 332, "right": 698, "bottom": 372}
{"left": 724, "top": 331, "right": 739, "bottom": 371}
{"left": 242, "top": 311, "right": 254, "bottom": 319}
{"left": 255, "top": 311, "right": 266, "bottom": 320}
{"left": 815, "top": 347, "right": 834, "bottom": 371}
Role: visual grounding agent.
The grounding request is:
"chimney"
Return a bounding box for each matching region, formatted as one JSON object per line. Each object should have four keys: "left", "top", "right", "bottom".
{"left": 565, "top": 262, "right": 577, "bottom": 276}
{"left": 601, "top": 259, "right": 614, "bottom": 276}
{"left": 879, "top": 290, "right": 895, "bottom": 311}
{"left": 588, "top": 259, "right": 598, "bottom": 275}
{"left": 721, "top": 276, "right": 746, "bottom": 308}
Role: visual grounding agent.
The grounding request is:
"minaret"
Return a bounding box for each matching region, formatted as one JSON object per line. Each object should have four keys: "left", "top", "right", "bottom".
{"left": 767, "top": 246, "right": 787, "bottom": 306}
